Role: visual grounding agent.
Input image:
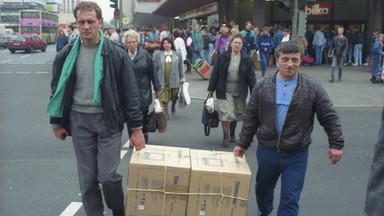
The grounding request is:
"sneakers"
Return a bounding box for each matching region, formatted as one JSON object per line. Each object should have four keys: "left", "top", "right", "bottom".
{"left": 363, "top": 63, "right": 369, "bottom": 66}
{"left": 352, "top": 63, "right": 358, "bottom": 66}
{"left": 329, "top": 78, "right": 335, "bottom": 83}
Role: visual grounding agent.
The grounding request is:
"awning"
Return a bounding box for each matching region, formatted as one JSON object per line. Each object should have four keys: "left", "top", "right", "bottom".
{"left": 152, "top": 0, "right": 216, "bottom": 17}
{"left": 132, "top": 12, "right": 173, "bottom": 27}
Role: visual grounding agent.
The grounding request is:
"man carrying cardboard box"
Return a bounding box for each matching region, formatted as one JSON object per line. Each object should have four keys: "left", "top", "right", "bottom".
{"left": 233, "top": 41, "right": 344, "bottom": 216}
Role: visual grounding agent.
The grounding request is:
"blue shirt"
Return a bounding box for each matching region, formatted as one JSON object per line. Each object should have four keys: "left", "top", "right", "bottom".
{"left": 276, "top": 76, "right": 298, "bottom": 135}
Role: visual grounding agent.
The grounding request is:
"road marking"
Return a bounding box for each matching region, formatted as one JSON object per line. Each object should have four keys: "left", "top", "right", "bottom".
{"left": 35, "top": 71, "right": 49, "bottom": 74}
{"left": 121, "top": 150, "right": 128, "bottom": 159}
{"left": 123, "top": 139, "right": 131, "bottom": 148}
{"left": 1, "top": 59, "right": 12, "bottom": 63}
{"left": 60, "top": 202, "right": 82, "bottom": 216}
{"left": 0, "top": 72, "right": 12, "bottom": 74}
{"left": 19, "top": 55, "right": 31, "bottom": 59}
{"left": 16, "top": 71, "right": 31, "bottom": 74}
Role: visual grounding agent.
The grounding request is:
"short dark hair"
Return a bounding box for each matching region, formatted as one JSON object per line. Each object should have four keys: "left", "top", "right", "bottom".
{"left": 74, "top": 1, "right": 102, "bottom": 20}
{"left": 160, "top": 38, "right": 175, "bottom": 51}
{"left": 274, "top": 41, "right": 304, "bottom": 59}
{"left": 245, "top": 21, "right": 252, "bottom": 26}
{"left": 68, "top": 25, "right": 75, "bottom": 31}
{"left": 173, "top": 28, "right": 181, "bottom": 38}
{"left": 230, "top": 33, "right": 244, "bottom": 43}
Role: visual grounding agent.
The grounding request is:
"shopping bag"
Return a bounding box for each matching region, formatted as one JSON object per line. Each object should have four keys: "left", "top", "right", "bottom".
{"left": 201, "top": 96, "right": 220, "bottom": 136}
{"left": 147, "top": 110, "right": 157, "bottom": 133}
{"left": 153, "top": 99, "right": 167, "bottom": 133}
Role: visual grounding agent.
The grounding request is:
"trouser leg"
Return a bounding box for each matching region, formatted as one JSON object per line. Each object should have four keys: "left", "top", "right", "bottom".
{"left": 256, "top": 145, "right": 281, "bottom": 215}
{"left": 70, "top": 111, "right": 104, "bottom": 216}
{"left": 277, "top": 149, "right": 308, "bottom": 216}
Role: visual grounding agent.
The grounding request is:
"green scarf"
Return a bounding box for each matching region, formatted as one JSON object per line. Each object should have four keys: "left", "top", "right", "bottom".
{"left": 47, "top": 29, "right": 104, "bottom": 118}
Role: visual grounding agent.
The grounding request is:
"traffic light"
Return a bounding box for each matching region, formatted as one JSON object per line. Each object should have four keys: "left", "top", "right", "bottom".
{"left": 278, "top": 0, "right": 317, "bottom": 13}
{"left": 110, "top": 0, "right": 118, "bottom": 9}
{"left": 278, "top": 0, "right": 292, "bottom": 13}
{"left": 299, "top": 0, "right": 316, "bottom": 9}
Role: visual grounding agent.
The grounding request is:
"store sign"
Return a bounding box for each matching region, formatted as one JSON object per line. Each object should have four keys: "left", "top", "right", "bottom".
{"left": 304, "top": 2, "right": 332, "bottom": 18}
{"left": 179, "top": 2, "right": 218, "bottom": 21}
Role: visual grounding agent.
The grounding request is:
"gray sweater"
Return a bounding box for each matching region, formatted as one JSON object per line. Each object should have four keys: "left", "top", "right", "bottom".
{"left": 71, "top": 42, "right": 104, "bottom": 113}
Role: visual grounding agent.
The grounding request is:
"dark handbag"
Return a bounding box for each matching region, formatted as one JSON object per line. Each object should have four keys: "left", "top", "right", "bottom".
{"left": 201, "top": 98, "right": 220, "bottom": 136}
{"left": 147, "top": 110, "right": 157, "bottom": 133}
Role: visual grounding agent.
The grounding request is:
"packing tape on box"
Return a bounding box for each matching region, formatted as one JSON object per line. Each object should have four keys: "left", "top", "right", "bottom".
{"left": 127, "top": 150, "right": 248, "bottom": 216}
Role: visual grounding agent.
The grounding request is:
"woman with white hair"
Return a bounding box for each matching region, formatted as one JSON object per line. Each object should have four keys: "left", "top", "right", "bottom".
{"left": 124, "top": 29, "right": 162, "bottom": 143}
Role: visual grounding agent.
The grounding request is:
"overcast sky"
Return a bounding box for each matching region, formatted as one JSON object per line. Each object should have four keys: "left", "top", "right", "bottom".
{"left": 89, "top": 0, "right": 114, "bottom": 22}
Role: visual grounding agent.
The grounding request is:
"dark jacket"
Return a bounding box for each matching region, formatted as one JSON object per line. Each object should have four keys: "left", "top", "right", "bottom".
{"left": 207, "top": 50, "right": 256, "bottom": 101}
{"left": 131, "top": 47, "right": 161, "bottom": 108}
{"left": 236, "top": 73, "right": 344, "bottom": 153}
{"left": 56, "top": 35, "right": 68, "bottom": 52}
{"left": 257, "top": 33, "right": 274, "bottom": 53}
{"left": 330, "top": 36, "right": 348, "bottom": 56}
{"left": 353, "top": 31, "right": 364, "bottom": 45}
{"left": 49, "top": 39, "right": 142, "bottom": 138}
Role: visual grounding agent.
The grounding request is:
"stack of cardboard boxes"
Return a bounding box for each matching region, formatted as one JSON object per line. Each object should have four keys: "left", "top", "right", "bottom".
{"left": 125, "top": 145, "right": 252, "bottom": 216}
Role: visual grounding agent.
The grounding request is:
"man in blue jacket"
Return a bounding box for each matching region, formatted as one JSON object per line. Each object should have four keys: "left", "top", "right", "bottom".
{"left": 257, "top": 27, "right": 274, "bottom": 77}
{"left": 240, "top": 21, "right": 257, "bottom": 56}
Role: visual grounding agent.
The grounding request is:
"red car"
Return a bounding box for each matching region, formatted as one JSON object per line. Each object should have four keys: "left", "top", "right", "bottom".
{"left": 6, "top": 35, "right": 47, "bottom": 53}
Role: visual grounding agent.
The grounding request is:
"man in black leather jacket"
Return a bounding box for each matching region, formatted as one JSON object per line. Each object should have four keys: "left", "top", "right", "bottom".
{"left": 234, "top": 41, "right": 344, "bottom": 216}
{"left": 47, "top": 2, "right": 144, "bottom": 216}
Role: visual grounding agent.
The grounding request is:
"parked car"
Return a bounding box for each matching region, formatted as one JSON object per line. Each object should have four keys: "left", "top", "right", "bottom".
{"left": 0, "top": 35, "right": 7, "bottom": 48}
{"left": 6, "top": 35, "right": 47, "bottom": 53}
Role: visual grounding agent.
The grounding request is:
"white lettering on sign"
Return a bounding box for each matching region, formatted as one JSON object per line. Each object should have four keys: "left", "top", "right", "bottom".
{"left": 305, "top": 4, "right": 329, "bottom": 16}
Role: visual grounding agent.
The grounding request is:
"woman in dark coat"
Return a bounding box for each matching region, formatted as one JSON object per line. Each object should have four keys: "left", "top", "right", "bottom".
{"left": 207, "top": 34, "right": 256, "bottom": 147}
{"left": 124, "top": 30, "right": 161, "bottom": 143}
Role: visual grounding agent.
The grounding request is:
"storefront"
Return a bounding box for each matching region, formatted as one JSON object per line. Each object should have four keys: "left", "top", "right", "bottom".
{"left": 153, "top": 0, "right": 383, "bottom": 34}
{"left": 177, "top": 2, "right": 220, "bottom": 29}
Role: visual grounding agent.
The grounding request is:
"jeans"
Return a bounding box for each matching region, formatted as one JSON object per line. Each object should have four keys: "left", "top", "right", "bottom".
{"left": 256, "top": 144, "right": 308, "bottom": 216}
{"left": 347, "top": 46, "right": 353, "bottom": 63}
{"left": 314, "top": 45, "right": 323, "bottom": 65}
{"left": 331, "top": 55, "right": 344, "bottom": 79}
{"left": 372, "top": 58, "right": 382, "bottom": 77}
{"left": 201, "top": 48, "right": 209, "bottom": 63}
{"left": 354, "top": 44, "right": 363, "bottom": 65}
{"left": 192, "top": 50, "right": 204, "bottom": 64}
{"left": 208, "top": 43, "right": 214, "bottom": 65}
{"left": 259, "top": 51, "right": 269, "bottom": 77}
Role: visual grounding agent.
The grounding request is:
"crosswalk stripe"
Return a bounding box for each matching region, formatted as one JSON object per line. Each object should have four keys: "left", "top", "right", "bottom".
{"left": 35, "top": 71, "right": 49, "bottom": 74}
{"left": 16, "top": 71, "right": 31, "bottom": 74}
{"left": 60, "top": 202, "right": 82, "bottom": 216}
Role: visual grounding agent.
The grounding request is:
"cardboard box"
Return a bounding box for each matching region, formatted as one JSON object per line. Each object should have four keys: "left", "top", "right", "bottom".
{"left": 187, "top": 150, "right": 252, "bottom": 216}
{"left": 126, "top": 145, "right": 191, "bottom": 216}
{"left": 193, "top": 60, "right": 212, "bottom": 79}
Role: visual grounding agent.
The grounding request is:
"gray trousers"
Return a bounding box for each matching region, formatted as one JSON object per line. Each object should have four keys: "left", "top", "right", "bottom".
{"left": 70, "top": 110, "right": 124, "bottom": 216}
{"left": 331, "top": 55, "right": 344, "bottom": 79}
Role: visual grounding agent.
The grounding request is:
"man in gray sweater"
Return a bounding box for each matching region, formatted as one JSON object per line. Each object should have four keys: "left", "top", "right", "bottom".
{"left": 47, "top": 2, "right": 144, "bottom": 215}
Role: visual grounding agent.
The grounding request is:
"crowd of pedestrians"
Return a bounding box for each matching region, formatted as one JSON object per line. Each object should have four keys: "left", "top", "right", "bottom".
{"left": 48, "top": 2, "right": 383, "bottom": 215}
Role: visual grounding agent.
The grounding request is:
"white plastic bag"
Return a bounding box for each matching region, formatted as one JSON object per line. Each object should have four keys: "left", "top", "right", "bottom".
{"left": 154, "top": 99, "right": 163, "bottom": 114}
{"left": 205, "top": 97, "right": 215, "bottom": 114}
{"left": 182, "top": 82, "right": 191, "bottom": 105}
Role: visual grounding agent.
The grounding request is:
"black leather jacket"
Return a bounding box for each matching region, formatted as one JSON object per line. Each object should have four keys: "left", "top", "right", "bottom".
{"left": 207, "top": 50, "right": 256, "bottom": 101}
{"left": 236, "top": 73, "right": 344, "bottom": 153}
{"left": 49, "top": 39, "right": 142, "bottom": 138}
{"left": 131, "top": 47, "right": 161, "bottom": 109}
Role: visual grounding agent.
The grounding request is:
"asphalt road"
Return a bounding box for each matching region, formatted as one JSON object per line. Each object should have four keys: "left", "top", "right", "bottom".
{"left": 0, "top": 46, "right": 382, "bottom": 216}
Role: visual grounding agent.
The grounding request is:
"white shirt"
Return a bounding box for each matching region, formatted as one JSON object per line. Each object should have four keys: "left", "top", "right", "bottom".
{"left": 281, "top": 34, "right": 290, "bottom": 43}
{"left": 109, "top": 31, "right": 120, "bottom": 42}
{"left": 174, "top": 37, "right": 187, "bottom": 61}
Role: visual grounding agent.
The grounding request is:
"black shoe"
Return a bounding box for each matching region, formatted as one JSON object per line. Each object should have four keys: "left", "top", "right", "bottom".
{"left": 222, "top": 138, "right": 230, "bottom": 147}
{"left": 113, "top": 208, "right": 125, "bottom": 216}
{"left": 329, "top": 79, "right": 335, "bottom": 83}
{"left": 229, "top": 135, "right": 235, "bottom": 143}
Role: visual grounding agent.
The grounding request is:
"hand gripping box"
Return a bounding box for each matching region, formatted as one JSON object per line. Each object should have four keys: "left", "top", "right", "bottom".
{"left": 187, "top": 150, "right": 252, "bottom": 216}
{"left": 126, "top": 145, "right": 191, "bottom": 216}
